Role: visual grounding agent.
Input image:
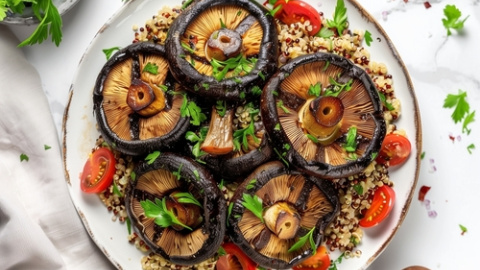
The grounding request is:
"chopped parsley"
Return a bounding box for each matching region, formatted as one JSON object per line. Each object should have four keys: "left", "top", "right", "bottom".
{"left": 140, "top": 198, "right": 192, "bottom": 231}
{"left": 364, "top": 30, "right": 373, "bottom": 46}
{"left": 145, "top": 151, "right": 161, "bottom": 164}
{"left": 173, "top": 192, "right": 202, "bottom": 208}
{"left": 459, "top": 224, "right": 468, "bottom": 235}
{"left": 467, "top": 143, "right": 475, "bottom": 154}
{"left": 20, "top": 153, "right": 29, "bottom": 162}
{"left": 180, "top": 95, "right": 207, "bottom": 126}
{"left": 210, "top": 54, "right": 257, "bottom": 81}
{"left": 443, "top": 90, "right": 475, "bottom": 134}
{"left": 288, "top": 227, "right": 316, "bottom": 254}
{"left": 326, "top": 0, "right": 348, "bottom": 36}
{"left": 344, "top": 126, "right": 358, "bottom": 152}
{"left": 185, "top": 127, "right": 208, "bottom": 161}
{"left": 308, "top": 82, "right": 322, "bottom": 97}
{"left": 44, "top": 144, "right": 51, "bottom": 150}
{"left": 242, "top": 193, "right": 264, "bottom": 223}
{"left": 102, "top": 46, "right": 121, "bottom": 60}
{"left": 142, "top": 62, "right": 159, "bottom": 75}
{"left": 442, "top": 5, "right": 469, "bottom": 36}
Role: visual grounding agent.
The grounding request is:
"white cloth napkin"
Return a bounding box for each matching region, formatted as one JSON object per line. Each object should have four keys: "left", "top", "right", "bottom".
{"left": 0, "top": 25, "right": 114, "bottom": 270}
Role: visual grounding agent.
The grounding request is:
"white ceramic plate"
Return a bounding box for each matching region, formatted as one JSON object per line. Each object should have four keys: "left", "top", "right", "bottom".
{"left": 63, "top": 0, "right": 421, "bottom": 269}
{"left": 1, "top": 0, "right": 81, "bottom": 25}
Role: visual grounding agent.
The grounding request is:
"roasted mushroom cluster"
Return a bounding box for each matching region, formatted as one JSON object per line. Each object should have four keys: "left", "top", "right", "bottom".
{"left": 90, "top": 0, "right": 388, "bottom": 269}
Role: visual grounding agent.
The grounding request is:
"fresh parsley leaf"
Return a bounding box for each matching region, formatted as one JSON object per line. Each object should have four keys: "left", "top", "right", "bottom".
{"left": 215, "top": 100, "right": 227, "bottom": 117}
{"left": 112, "top": 181, "right": 123, "bottom": 197}
{"left": 288, "top": 227, "right": 316, "bottom": 254}
{"left": 443, "top": 90, "right": 475, "bottom": 134}
{"left": 344, "top": 126, "right": 358, "bottom": 152}
{"left": 306, "top": 134, "right": 319, "bottom": 144}
{"left": 173, "top": 192, "right": 202, "bottom": 208}
{"left": 329, "top": 252, "right": 345, "bottom": 270}
{"left": 276, "top": 100, "right": 290, "bottom": 113}
{"left": 242, "top": 193, "right": 264, "bottom": 223}
{"left": 44, "top": 144, "right": 51, "bottom": 150}
{"left": 459, "top": 224, "right": 468, "bottom": 234}
{"left": 172, "top": 164, "right": 183, "bottom": 180}
{"left": 145, "top": 151, "right": 161, "bottom": 164}
{"left": 462, "top": 111, "right": 475, "bottom": 135}
{"left": 20, "top": 153, "right": 29, "bottom": 162}
{"left": 326, "top": 0, "right": 348, "bottom": 35}
{"left": 16, "top": 0, "right": 63, "bottom": 47}
{"left": 326, "top": 77, "right": 353, "bottom": 96}
{"left": 143, "top": 62, "right": 159, "bottom": 75}
{"left": 185, "top": 127, "right": 208, "bottom": 160}
{"left": 442, "top": 5, "right": 469, "bottom": 36}
{"left": 246, "top": 179, "right": 257, "bottom": 190}
{"left": 126, "top": 216, "right": 132, "bottom": 235}
{"left": 211, "top": 54, "right": 257, "bottom": 81}
{"left": 233, "top": 119, "right": 259, "bottom": 151}
{"left": 353, "top": 183, "right": 363, "bottom": 195}
{"left": 317, "top": 27, "right": 334, "bottom": 38}
{"left": 102, "top": 47, "right": 121, "bottom": 60}
{"left": 467, "top": 143, "right": 475, "bottom": 154}
{"left": 421, "top": 151, "right": 426, "bottom": 159}
{"left": 181, "top": 41, "right": 195, "bottom": 54}
{"left": 364, "top": 30, "right": 373, "bottom": 46}
{"left": 378, "top": 92, "right": 395, "bottom": 111}
{"left": 308, "top": 82, "right": 322, "bottom": 97}
{"left": 140, "top": 198, "right": 192, "bottom": 230}
{"left": 180, "top": 95, "right": 207, "bottom": 126}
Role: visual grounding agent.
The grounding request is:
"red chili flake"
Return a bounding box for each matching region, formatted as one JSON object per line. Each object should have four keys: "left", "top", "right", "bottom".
{"left": 418, "top": 185, "right": 431, "bottom": 202}
{"left": 449, "top": 134, "right": 455, "bottom": 142}
{"left": 424, "top": 2, "right": 431, "bottom": 9}
{"left": 403, "top": 0, "right": 408, "bottom": 2}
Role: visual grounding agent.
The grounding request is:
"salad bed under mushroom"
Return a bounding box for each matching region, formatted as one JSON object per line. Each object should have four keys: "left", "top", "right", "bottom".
{"left": 81, "top": 0, "right": 410, "bottom": 269}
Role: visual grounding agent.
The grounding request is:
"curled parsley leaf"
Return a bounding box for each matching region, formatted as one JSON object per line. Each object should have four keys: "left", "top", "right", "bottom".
{"left": 140, "top": 198, "right": 192, "bottom": 231}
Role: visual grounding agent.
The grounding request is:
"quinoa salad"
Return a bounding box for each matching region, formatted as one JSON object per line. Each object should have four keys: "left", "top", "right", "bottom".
{"left": 79, "top": 0, "right": 411, "bottom": 269}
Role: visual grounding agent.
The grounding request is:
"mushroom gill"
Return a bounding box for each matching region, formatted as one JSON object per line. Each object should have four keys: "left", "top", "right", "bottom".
{"left": 261, "top": 52, "right": 386, "bottom": 179}
{"left": 126, "top": 153, "right": 226, "bottom": 265}
{"left": 165, "top": 0, "right": 278, "bottom": 101}
{"left": 229, "top": 161, "right": 339, "bottom": 269}
{"left": 93, "top": 42, "right": 190, "bottom": 156}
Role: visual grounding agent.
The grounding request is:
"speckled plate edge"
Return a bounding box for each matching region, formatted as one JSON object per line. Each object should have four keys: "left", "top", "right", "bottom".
{"left": 61, "top": 0, "right": 422, "bottom": 269}
{"left": 1, "top": 0, "right": 81, "bottom": 25}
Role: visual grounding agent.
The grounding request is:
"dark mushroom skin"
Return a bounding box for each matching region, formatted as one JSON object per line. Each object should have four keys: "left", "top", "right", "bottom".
{"left": 93, "top": 42, "right": 190, "bottom": 156}
{"left": 260, "top": 52, "right": 387, "bottom": 179}
{"left": 200, "top": 131, "right": 273, "bottom": 180}
{"left": 165, "top": 0, "right": 278, "bottom": 102}
{"left": 228, "top": 161, "right": 340, "bottom": 269}
{"left": 125, "top": 152, "right": 226, "bottom": 265}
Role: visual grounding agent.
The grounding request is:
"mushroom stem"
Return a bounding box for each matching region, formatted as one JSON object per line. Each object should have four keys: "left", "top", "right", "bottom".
{"left": 300, "top": 96, "right": 344, "bottom": 145}
{"left": 206, "top": 28, "right": 243, "bottom": 61}
{"left": 200, "top": 107, "right": 234, "bottom": 155}
{"left": 127, "top": 79, "right": 166, "bottom": 117}
{"left": 263, "top": 202, "right": 301, "bottom": 240}
{"left": 165, "top": 191, "right": 203, "bottom": 231}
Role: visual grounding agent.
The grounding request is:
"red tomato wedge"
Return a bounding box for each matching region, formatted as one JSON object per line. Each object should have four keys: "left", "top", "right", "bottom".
{"left": 80, "top": 147, "right": 116, "bottom": 193}
{"left": 359, "top": 185, "right": 395, "bottom": 228}
{"left": 376, "top": 133, "right": 412, "bottom": 166}
{"left": 216, "top": 242, "right": 257, "bottom": 270}
{"left": 273, "top": 0, "right": 322, "bottom": 35}
{"left": 293, "top": 245, "right": 330, "bottom": 270}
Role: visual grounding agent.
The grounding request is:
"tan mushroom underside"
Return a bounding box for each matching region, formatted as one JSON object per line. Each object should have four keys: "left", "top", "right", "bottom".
{"left": 102, "top": 54, "right": 183, "bottom": 140}
{"left": 278, "top": 61, "right": 377, "bottom": 165}
{"left": 181, "top": 5, "right": 263, "bottom": 76}
{"left": 131, "top": 169, "right": 208, "bottom": 257}
{"left": 238, "top": 174, "right": 334, "bottom": 262}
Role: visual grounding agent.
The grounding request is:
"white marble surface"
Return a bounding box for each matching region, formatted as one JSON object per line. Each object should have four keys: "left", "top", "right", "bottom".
{"left": 5, "top": 0, "right": 480, "bottom": 269}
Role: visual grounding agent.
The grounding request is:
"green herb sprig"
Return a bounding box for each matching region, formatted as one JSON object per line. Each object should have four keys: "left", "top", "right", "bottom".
{"left": 325, "top": 0, "right": 348, "bottom": 36}
{"left": 443, "top": 89, "right": 475, "bottom": 134}
{"left": 288, "top": 227, "right": 316, "bottom": 254}
{"left": 140, "top": 198, "right": 192, "bottom": 230}
{"left": 0, "top": 0, "right": 63, "bottom": 47}
{"left": 442, "top": 5, "right": 469, "bottom": 36}
{"left": 211, "top": 54, "right": 257, "bottom": 81}
{"left": 241, "top": 193, "right": 264, "bottom": 223}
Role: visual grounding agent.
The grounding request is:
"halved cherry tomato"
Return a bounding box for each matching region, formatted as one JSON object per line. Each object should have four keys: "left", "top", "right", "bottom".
{"left": 376, "top": 133, "right": 411, "bottom": 166}
{"left": 293, "top": 245, "right": 330, "bottom": 270}
{"left": 273, "top": 0, "right": 322, "bottom": 36}
{"left": 359, "top": 185, "right": 395, "bottom": 228}
{"left": 215, "top": 242, "right": 257, "bottom": 270}
{"left": 80, "top": 147, "right": 116, "bottom": 193}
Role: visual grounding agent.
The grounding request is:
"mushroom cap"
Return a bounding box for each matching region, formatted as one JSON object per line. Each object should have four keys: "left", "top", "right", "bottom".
{"left": 93, "top": 42, "right": 189, "bottom": 156}
{"left": 260, "top": 52, "right": 387, "bottom": 179}
{"left": 228, "top": 161, "right": 339, "bottom": 269}
{"left": 125, "top": 152, "right": 226, "bottom": 265}
{"left": 165, "top": 0, "right": 278, "bottom": 102}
